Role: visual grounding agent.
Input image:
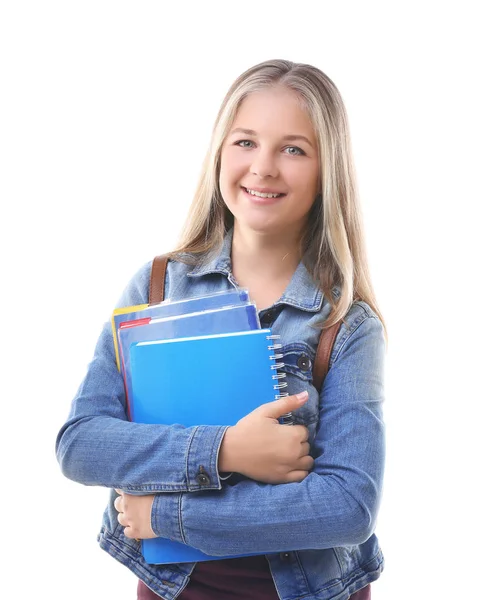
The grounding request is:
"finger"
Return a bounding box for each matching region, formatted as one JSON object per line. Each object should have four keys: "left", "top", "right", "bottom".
{"left": 255, "top": 391, "right": 308, "bottom": 419}
{"left": 117, "top": 511, "right": 127, "bottom": 527}
{"left": 115, "top": 489, "right": 123, "bottom": 496}
{"left": 292, "top": 425, "right": 309, "bottom": 442}
{"left": 298, "top": 442, "right": 311, "bottom": 457}
{"left": 297, "top": 456, "right": 314, "bottom": 471}
{"left": 114, "top": 495, "right": 123, "bottom": 513}
{"left": 284, "top": 470, "right": 309, "bottom": 483}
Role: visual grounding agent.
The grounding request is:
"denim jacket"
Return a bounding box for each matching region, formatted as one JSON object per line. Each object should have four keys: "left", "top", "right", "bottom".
{"left": 56, "top": 231, "right": 386, "bottom": 600}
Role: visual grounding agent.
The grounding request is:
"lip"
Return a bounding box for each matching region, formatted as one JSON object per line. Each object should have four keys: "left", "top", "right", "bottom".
{"left": 241, "top": 185, "right": 286, "bottom": 194}
{"left": 241, "top": 186, "right": 286, "bottom": 205}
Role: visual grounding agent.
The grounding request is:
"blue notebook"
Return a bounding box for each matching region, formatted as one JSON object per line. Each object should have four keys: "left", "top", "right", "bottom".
{"left": 129, "top": 329, "right": 282, "bottom": 564}
{"left": 119, "top": 303, "right": 260, "bottom": 416}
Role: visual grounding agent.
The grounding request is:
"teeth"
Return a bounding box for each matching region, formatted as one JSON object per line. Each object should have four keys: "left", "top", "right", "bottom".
{"left": 245, "top": 188, "right": 282, "bottom": 199}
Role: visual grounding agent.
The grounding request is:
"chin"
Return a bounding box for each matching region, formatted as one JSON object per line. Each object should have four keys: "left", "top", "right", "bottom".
{"left": 238, "top": 218, "right": 284, "bottom": 235}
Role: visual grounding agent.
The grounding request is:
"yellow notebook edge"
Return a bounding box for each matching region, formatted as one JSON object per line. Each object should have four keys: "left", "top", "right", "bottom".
{"left": 111, "top": 303, "right": 149, "bottom": 371}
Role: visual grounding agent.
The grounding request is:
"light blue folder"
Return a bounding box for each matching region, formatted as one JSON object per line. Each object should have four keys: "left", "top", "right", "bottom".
{"left": 113, "top": 288, "right": 250, "bottom": 340}
{"left": 130, "top": 329, "right": 279, "bottom": 564}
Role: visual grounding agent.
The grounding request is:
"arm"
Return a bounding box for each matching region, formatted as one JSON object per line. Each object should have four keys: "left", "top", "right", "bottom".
{"left": 150, "top": 309, "right": 386, "bottom": 555}
{"left": 55, "top": 263, "right": 228, "bottom": 493}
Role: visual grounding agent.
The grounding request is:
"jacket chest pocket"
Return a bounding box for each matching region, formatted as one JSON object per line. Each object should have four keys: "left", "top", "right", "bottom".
{"left": 280, "top": 343, "right": 319, "bottom": 436}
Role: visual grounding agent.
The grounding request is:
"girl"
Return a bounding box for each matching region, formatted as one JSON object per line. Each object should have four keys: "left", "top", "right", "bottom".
{"left": 56, "top": 59, "right": 387, "bottom": 600}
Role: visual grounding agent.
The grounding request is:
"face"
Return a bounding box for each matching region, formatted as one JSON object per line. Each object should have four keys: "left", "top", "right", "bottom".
{"left": 219, "top": 87, "right": 320, "bottom": 239}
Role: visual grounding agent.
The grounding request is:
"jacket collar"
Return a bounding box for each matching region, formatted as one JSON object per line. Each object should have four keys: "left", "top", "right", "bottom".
{"left": 187, "top": 230, "right": 332, "bottom": 313}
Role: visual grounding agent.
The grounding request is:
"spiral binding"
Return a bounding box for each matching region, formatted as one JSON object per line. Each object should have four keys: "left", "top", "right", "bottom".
{"left": 267, "top": 334, "right": 293, "bottom": 425}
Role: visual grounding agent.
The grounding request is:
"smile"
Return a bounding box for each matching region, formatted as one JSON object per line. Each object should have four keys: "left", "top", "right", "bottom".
{"left": 242, "top": 187, "right": 285, "bottom": 199}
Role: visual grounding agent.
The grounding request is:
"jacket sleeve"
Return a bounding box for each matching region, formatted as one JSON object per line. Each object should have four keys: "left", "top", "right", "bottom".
{"left": 150, "top": 308, "right": 386, "bottom": 554}
{"left": 55, "top": 262, "right": 229, "bottom": 493}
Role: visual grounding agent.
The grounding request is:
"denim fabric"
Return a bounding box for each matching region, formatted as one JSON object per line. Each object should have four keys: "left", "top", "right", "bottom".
{"left": 56, "top": 230, "right": 386, "bottom": 600}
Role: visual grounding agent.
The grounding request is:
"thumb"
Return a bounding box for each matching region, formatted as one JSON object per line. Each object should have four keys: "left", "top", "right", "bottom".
{"left": 257, "top": 391, "right": 309, "bottom": 419}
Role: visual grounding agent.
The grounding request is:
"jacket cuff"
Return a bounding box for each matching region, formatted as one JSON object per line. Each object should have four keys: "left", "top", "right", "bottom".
{"left": 151, "top": 493, "right": 183, "bottom": 541}
{"left": 186, "top": 425, "right": 229, "bottom": 491}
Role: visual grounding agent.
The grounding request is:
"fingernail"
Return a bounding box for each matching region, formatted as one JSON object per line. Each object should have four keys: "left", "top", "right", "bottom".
{"left": 296, "top": 391, "right": 308, "bottom": 402}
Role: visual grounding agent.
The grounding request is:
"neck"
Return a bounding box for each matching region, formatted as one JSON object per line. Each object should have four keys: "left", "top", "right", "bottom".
{"left": 231, "top": 224, "right": 302, "bottom": 281}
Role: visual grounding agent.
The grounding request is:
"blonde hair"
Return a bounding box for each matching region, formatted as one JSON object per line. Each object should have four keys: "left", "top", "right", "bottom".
{"left": 170, "top": 59, "right": 387, "bottom": 340}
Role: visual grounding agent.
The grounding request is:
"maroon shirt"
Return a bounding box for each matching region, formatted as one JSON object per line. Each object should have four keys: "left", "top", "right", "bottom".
{"left": 137, "top": 555, "right": 371, "bottom": 599}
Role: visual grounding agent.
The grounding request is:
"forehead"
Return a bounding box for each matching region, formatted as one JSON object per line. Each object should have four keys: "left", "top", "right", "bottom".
{"left": 232, "top": 87, "right": 315, "bottom": 140}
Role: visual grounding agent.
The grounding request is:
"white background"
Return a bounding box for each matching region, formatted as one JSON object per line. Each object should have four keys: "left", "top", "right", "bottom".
{"left": 1, "top": 1, "right": 483, "bottom": 598}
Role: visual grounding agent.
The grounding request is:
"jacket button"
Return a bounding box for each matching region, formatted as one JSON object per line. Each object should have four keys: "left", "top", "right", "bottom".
{"left": 280, "top": 552, "right": 291, "bottom": 561}
{"left": 297, "top": 354, "right": 311, "bottom": 370}
{"left": 196, "top": 468, "right": 211, "bottom": 486}
{"left": 196, "top": 473, "right": 210, "bottom": 485}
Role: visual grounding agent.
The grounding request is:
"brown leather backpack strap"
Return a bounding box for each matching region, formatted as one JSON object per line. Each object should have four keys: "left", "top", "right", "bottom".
{"left": 149, "top": 255, "right": 169, "bottom": 304}
{"left": 312, "top": 321, "right": 342, "bottom": 393}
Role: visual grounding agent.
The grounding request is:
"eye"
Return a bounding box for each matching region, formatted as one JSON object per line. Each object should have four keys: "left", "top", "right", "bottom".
{"left": 284, "top": 146, "right": 305, "bottom": 156}
{"left": 235, "top": 139, "right": 255, "bottom": 148}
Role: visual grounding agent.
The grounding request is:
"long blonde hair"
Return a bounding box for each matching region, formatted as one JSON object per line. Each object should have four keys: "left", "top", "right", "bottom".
{"left": 170, "top": 59, "right": 387, "bottom": 340}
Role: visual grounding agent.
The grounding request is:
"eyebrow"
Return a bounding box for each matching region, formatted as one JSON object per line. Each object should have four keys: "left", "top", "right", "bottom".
{"left": 230, "top": 128, "right": 314, "bottom": 147}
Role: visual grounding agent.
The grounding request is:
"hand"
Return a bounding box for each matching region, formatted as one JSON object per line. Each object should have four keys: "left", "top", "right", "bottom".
{"left": 114, "top": 490, "right": 157, "bottom": 540}
{"left": 218, "top": 391, "right": 314, "bottom": 484}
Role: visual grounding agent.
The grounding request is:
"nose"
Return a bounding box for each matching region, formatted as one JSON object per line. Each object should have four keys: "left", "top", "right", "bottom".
{"left": 250, "top": 149, "right": 279, "bottom": 179}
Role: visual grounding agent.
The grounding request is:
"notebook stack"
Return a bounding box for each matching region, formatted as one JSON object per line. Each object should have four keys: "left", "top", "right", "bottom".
{"left": 111, "top": 288, "right": 289, "bottom": 564}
